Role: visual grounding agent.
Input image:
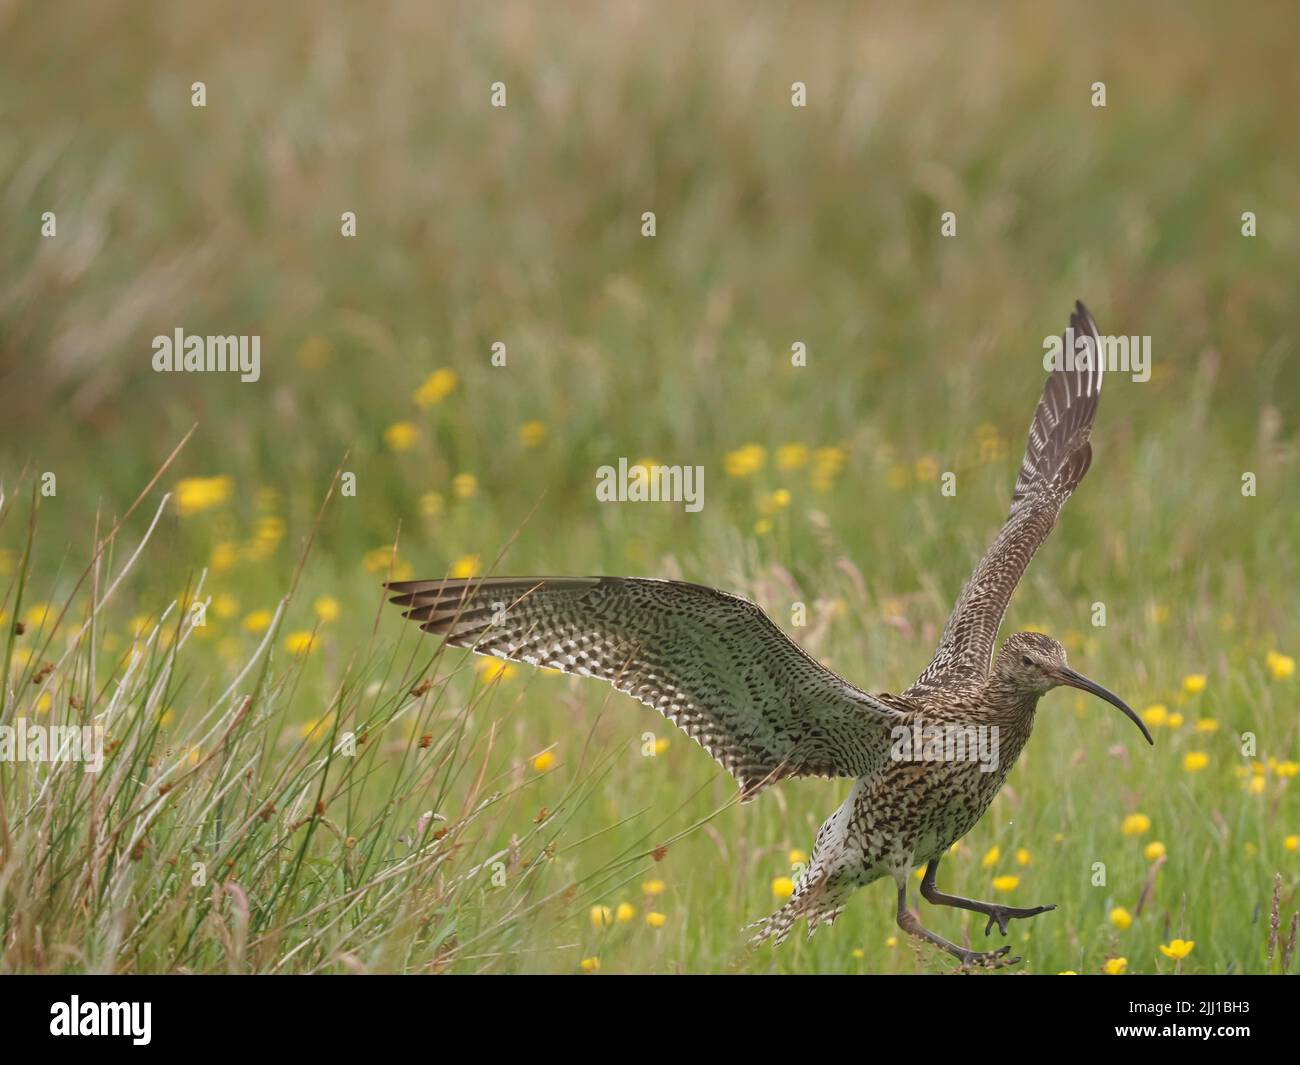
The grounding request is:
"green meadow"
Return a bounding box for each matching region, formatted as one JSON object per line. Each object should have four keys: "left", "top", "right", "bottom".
{"left": 1, "top": 2, "right": 1297, "bottom": 974}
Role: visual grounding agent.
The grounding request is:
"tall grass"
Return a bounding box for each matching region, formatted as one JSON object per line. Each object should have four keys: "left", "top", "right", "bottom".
{"left": 1, "top": 2, "right": 1297, "bottom": 973}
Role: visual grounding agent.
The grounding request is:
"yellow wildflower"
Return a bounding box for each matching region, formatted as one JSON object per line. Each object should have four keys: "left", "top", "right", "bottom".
{"left": 981, "top": 845, "right": 1001, "bottom": 868}
{"left": 992, "top": 875, "right": 1019, "bottom": 892}
{"left": 451, "top": 554, "right": 479, "bottom": 578}
{"left": 518, "top": 420, "right": 547, "bottom": 448}
{"left": 1183, "top": 751, "right": 1209, "bottom": 773}
{"left": 1015, "top": 848, "right": 1031, "bottom": 866}
{"left": 313, "top": 596, "right": 340, "bottom": 623}
{"left": 1194, "top": 718, "right": 1218, "bottom": 733}
{"left": 646, "top": 912, "right": 666, "bottom": 928}
{"left": 771, "top": 877, "right": 795, "bottom": 900}
{"left": 616, "top": 903, "right": 635, "bottom": 923}
{"left": 421, "top": 491, "right": 445, "bottom": 518}
{"left": 724, "top": 444, "right": 766, "bottom": 478}
{"left": 23, "top": 603, "right": 54, "bottom": 629}
{"left": 1144, "top": 841, "right": 1166, "bottom": 861}
{"left": 477, "top": 658, "right": 517, "bottom": 683}
{"left": 788, "top": 849, "right": 808, "bottom": 866}
{"left": 384, "top": 421, "right": 418, "bottom": 452}
{"left": 1182, "top": 673, "right": 1206, "bottom": 694}
{"left": 175, "top": 475, "right": 233, "bottom": 517}
{"left": 413, "top": 368, "right": 459, "bottom": 408}
{"left": 642, "top": 880, "right": 666, "bottom": 896}
{"left": 590, "top": 906, "right": 613, "bottom": 929}
{"left": 210, "top": 541, "right": 239, "bottom": 573}
{"left": 1110, "top": 907, "right": 1133, "bottom": 930}
{"left": 1159, "top": 939, "right": 1194, "bottom": 960}
{"left": 362, "top": 546, "right": 397, "bottom": 573}
{"left": 284, "top": 631, "right": 316, "bottom": 656}
{"left": 243, "top": 610, "right": 274, "bottom": 633}
{"left": 1122, "top": 813, "right": 1151, "bottom": 837}
{"left": 811, "top": 446, "right": 846, "bottom": 490}
{"left": 1283, "top": 835, "right": 1298, "bottom": 853}
{"left": 1142, "top": 704, "right": 1168, "bottom": 728}
{"left": 1267, "top": 652, "right": 1295, "bottom": 680}
{"left": 776, "top": 443, "right": 809, "bottom": 470}
{"left": 1104, "top": 957, "right": 1128, "bottom": 975}
{"left": 580, "top": 956, "right": 600, "bottom": 972}
{"left": 452, "top": 473, "right": 477, "bottom": 499}
{"left": 532, "top": 751, "right": 555, "bottom": 772}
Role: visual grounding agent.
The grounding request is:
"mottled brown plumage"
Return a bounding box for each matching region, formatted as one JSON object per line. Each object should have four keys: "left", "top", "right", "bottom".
{"left": 385, "top": 300, "right": 1152, "bottom": 969}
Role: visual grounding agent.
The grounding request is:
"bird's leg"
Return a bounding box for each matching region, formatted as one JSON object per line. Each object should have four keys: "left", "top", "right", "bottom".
{"left": 920, "top": 859, "right": 1056, "bottom": 937}
{"left": 894, "top": 883, "right": 1018, "bottom": 969}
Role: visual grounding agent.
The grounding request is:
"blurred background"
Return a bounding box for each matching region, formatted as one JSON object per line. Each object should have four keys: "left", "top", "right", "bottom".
{"left": 0, "top": 1, "right": 1297, "bottom": 973}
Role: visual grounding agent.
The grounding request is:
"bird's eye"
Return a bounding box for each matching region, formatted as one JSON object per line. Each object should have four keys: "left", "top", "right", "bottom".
{"left": 1021, "top": 655, "right": 1034, "bottom": 667}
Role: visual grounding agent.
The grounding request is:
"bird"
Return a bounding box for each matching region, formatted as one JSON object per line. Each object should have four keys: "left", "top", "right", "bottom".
{"left": 384, "top": 300, "right": 1153, "bottom": 969}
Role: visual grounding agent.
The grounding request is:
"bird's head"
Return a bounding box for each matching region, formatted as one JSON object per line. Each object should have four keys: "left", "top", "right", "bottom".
{"left": 993, "top": 632, "right": 1153, "bottom": 745}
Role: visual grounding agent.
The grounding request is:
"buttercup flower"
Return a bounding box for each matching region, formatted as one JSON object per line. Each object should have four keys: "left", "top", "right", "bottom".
{"left": 1122, "top": 813, "right": 1151, "bottom": 837}
{"left": 175, "top": 476, "right": 232, "bottom": 517}
{"left": 724, "top": 444, "right": 766, "bottom": 478}
{"left": 413, "top": 368, "right": 458, "bottom": 408}
{"left": 518, "top": 420, "right": 547, "bottom": 448}
{"left": 314, "top": 596, "right": 340, "bottom": 623}
{"left": 243, "top": 610, "right": 273, "bottom": 633}
{"left": 384, "top": 421, "right": 418, "bottom": 452}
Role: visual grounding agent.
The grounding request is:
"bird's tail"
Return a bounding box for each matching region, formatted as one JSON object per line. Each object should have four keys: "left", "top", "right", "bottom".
{"left": 745, "top": 869, "right": 849, "bottom": 947}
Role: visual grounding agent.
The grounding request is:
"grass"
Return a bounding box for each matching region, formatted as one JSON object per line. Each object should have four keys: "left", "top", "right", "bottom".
{"left": 1, "top": 1, "right": 1298, "bottom": 974}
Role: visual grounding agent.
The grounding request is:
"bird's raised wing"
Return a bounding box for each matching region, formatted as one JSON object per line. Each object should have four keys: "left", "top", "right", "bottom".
{"left": 386, "top": 576, "right": 904, "bottom": 798}
{"left": 908, "top": 301, "right": 1104, "bottom": 692}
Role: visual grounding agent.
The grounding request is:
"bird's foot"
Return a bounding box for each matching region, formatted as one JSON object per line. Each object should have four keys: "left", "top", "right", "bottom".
{"left": 982, "top": 902, "right": 1056, "bottom": 937}
{"left": 955, "top": 944, "right": 1021, "bottom": 970}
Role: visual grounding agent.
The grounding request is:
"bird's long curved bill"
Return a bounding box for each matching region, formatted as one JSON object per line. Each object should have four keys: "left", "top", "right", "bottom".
{"left": 1055, "top": 667, "right": 1154, "bottom": 745}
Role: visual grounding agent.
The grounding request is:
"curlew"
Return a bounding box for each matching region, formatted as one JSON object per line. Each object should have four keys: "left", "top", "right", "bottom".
{"left": 386, "top": 301, "right": 1153, "bottom": 968}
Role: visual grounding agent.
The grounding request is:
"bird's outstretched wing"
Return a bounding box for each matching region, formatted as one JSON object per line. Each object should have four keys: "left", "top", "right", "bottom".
{"left": 386, "top": 576, "right": 904, "bottom": 798}
{"left": 908, "top": 301, "right": 1104, "bottom": 692}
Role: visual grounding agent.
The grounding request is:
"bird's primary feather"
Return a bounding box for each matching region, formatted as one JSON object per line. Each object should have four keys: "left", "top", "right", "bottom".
{"left": 385, "top": 575, "right": 904, "bottom": 797}
{"left": 907, "top": 301, "right": 1104, "bottom": 692}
